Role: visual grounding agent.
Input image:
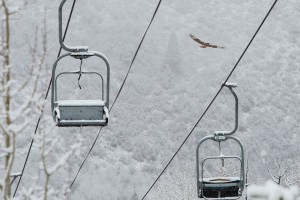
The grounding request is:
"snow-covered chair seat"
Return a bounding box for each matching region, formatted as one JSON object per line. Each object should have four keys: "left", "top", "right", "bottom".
{"left": 53, "top": 100, "right": 109, "bottom": 127}
{"left": 200, "top": 177, "right": 241, "bottom": 198}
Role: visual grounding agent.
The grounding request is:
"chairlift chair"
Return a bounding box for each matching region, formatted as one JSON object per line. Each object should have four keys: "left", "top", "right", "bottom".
{"left": 196, "top": 83, "right": 245, "bottom": 199}
{"left": 51, "top": 52, "right": 110, "bottom": 127}
{"left": 197, "top": 136, "right": 245, "bottom": 199}
{"left": 51, "top": 0, "right": 110, "bottom": 127}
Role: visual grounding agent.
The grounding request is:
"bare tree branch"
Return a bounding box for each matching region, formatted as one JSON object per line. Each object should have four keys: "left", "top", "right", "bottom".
{"left": 11, "top": 63, "right": 35, "bottom": 97}
{"left": 265, "top": 158, "right": 279, "bottom": 184}
{"left": 37, "top": 123, "right": 82, "bottom": 200}
{"left": 264, "top": 156, "right": 296, "bottom": 187}
{"left": 8, "top": 0, "right": 37, "bottom": 16}
{"left": 0, "top": 122, "right": 9, "bottom": 136}
{"left": 10, "top": 20, "right": 47, "bottom": 122}
{"left": 0, "top": 1, "right": 47, "bottom": 199}
{"left": 0, "top": 0, "right": 14, "bottom": 198}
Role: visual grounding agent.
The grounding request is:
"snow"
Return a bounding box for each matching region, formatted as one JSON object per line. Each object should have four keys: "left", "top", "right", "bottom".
{"left": 248, "top": 181, "right": 300, "bottom": 200}
{"left": 10, "top": 172, "right": 22, "bottom": 177}
{"left": 4, "top": 0, "right": 300, "bottom": 199}
{"left": 203, "top": 177, "right": 240, "bottom": 183}
{"left": 55, "top": 100, "right": 106, "bottom": 106}
{"left": 59, "top": 119, "right": 107, "bottom": 123}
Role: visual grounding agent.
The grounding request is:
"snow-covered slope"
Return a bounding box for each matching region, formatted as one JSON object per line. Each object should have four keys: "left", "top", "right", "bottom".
{"left": 9, "top": 0, "right": 300, "bottom": 199}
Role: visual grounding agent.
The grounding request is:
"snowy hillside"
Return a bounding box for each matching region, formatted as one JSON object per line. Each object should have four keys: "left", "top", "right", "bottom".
{"left": 7, "top": 0, "right": 300, "bottom": 199}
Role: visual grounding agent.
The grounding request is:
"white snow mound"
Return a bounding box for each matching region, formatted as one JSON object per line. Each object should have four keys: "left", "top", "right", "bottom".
{"left": 247, "top": 180, "right": 300, "bottom": 200}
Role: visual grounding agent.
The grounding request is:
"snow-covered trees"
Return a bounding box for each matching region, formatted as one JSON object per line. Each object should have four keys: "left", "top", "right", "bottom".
{"left": 149, "top": 164, "right": 197, "bottom": 200}
{"left": 18, "top": 124, "right": 83, "bottom": 200}
{"left": 0, "top": 0, "right": 46, "bottom": 198}
{"left": 1, "top": 0, "right": 300, "bottom": 199}
{"left": 264, "top": 157, "right": 300, "bottom": 189}
{"left": 0, "top": 1, "right": 85, "bottom": 199}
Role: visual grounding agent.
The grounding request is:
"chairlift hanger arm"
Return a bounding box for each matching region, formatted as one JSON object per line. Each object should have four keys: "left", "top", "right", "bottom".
{"left": 214, "top": 82, "right": 239, "bottom": 137}
{"left": 226, "top": 83, "right": 238, "bottom": 135}
{"left": 59, "top": 0, "right": 88, "bottom": 52}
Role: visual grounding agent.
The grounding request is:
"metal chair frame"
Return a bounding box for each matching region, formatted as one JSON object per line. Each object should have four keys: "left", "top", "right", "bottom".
{"left": 51, "top": 52, "right": 110, "bottom": 127}
{"left": 196, "top": 136, "right": 245, "bottom": 199}
{"left": 51, "top": 0, "right": 110, "bottom": 126}
{"left": 55, "top": 71, "right": 104, "bottom": 101}
{"left": 196, "top": 83, "right": 245, "bottom": 199}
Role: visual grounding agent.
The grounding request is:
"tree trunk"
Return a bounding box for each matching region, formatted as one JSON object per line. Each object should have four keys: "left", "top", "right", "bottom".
{"left": 1, "top": 0, "right": 13, "bottom": 198}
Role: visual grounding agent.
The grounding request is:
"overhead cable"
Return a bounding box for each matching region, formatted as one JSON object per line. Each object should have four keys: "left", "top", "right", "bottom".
{"left": 13, "top": 0, "right": 78, "bottom": 196}
{"left": 140, "top": 1, "right": 278, "bottom": 199}
{"left": 66, "top": 0, "right": 163, "bottom": 194}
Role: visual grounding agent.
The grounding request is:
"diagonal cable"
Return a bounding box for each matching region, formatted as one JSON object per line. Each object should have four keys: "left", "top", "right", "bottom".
{"left": 67, "top": 0, "right": 163, "bottom": 193}
{"left": 110, "top": 0, "right": 163, "bottom": 112}
{"left": 140, "top": 0, "right": 278, "bottom": 199}
{"left": 13, "top": 0, "right": 78, "bottom": 196}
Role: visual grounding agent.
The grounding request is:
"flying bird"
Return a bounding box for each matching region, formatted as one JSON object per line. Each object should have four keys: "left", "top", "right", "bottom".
{"left": 189, "top": 34, "right": 224, "bottom": 49}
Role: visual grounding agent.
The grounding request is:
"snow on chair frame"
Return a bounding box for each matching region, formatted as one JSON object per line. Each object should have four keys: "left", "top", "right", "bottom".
{"left": 196, "top": 83, "right": 245, "bottom": 199}
{"left": 51, "top": 0, "right": 110, "bottom": 127}
{"left": 51, "top": 52, "right": 110, "bottom": 127}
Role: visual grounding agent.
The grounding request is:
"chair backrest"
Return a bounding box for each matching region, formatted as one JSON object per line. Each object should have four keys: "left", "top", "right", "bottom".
{"left": 51, "top": 51, "right": 110, "bottom": 114}
{"left": 201, "top": 155, "right": 243, "bottom": 182}
{"left": 55, "top": 71, "right": 104, "bottom": 101}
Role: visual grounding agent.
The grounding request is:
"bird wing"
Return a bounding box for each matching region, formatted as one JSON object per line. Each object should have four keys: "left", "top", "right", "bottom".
{"left": 189, "top": 34, "right": 224, "bottom": 49}
{"left": 189, "top": 34, "right": 208, "bottom": 45}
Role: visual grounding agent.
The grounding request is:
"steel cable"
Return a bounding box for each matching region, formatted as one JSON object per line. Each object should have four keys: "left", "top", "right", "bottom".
{"left": 66, "top": 0, "right": 163, "bottom": 194}
{"left": 140, "top": 0, "right": 278, "bottom": 199}
{"left": 13, "top": 0, "right": 78, "bottom": 196}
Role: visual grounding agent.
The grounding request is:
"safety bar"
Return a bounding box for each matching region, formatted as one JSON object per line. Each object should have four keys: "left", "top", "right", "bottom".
{"left": 59, "top": 0, "right": 88, "bottom": 52}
